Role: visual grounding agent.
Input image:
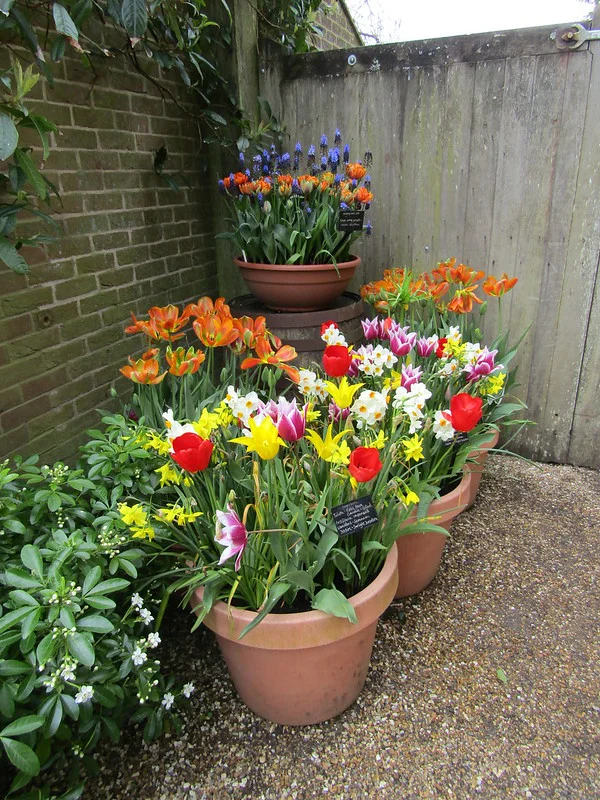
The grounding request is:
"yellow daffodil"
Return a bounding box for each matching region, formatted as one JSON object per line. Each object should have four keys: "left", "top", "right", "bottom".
{"left": 193, "top": 408, "right": 222, "bottom": 439}
{"left": 402, "top": 434, "right": 424, "bottom": 463}
{"left": 370, "top": 430, "right": 387, "bottom": 450}
{"left": 383, "top": 370, "right": 403, "bottom": 391}
{"left": 305, "top": 424, "right": 351, "bottom": 464}
{"left": 444, "top": 339, "right": 467, "bottom": 359}
{"left": 230, "top": 416, "right": 286, "bottom": 460}
{"left": 306, "top": 404, "right": 320, "bottom": 423}
{"left": 142, "top": 431, "right": 171, "bottom": 456}
{"left": 131, "top": 525, "right": 155, "bottom": 541}
{"left": 155, "top": 463, "right": 181, "bottom": 487}
{"left": 403, "top": 490, "right": 420, "bottom": 507}
{"left": 481, "top": 372, "right": 506, "bottom": 396}
{"left": 216, "top": 401, "right": 235, "bottom": 427}
{"left": 325, "top": 377, "right": 364, "bottom": 410}
{"left": 118, "top": 503, "right": 148, "bottom": 528}
{"left": 155, "top": 505, "right": 203, "bottom": 526}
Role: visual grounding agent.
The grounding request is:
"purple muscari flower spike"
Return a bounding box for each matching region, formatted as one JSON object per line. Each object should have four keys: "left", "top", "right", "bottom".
{"left": 351, "top": 179, "right": 358, "bottom": 189}
{"left": 238, "top": 152, "right": 244, "bottom": 164}
{"left": 270, "top": 144, "right": 276, "bottom": 154}
{"left": 262, "top": 149, "right": 269, "bottom": 163}
{"left": 305, "top": 206, "right": 312, "bottom": 215}
{"left": 343, "top": 144, "right": 350, "bottom": 163}
{"left": 416, "top": 335, "right": 439, "bottom": 357}
{"left": 279, "top": 152, "right": 291, "bottom": 169}
{"left": 330, "top": 147, "right": 340, "bottom": 170}
{"left": 307, "top": 144, "right": 316, "bottom": 164}
{"left": 340, "top": 202, "right": 349, "bottom": 211}
{"left": 295, "top": 141, "right": 302, "bottom": 154}
{"left": 321, "top": 155, "right": 328, "bottom": 170}
{"left": 291, "top": 178, "right": 302, "bottom": 195}
{"left": 389, "top": 328, "right": 417, "bottom": 357}
{"left": 361, "top": 317, "right": 383, "bottom": 340}
{"left": 334, "top": 173, "right": 342, "bottom": 185}
{"left": 401, "top": 363, "right": 423, "bottom": 391}
{"left": 257, "top": 192, "right": 264, "bottom": 207}
{"left": 245, "top": 168, "right": 251, "bottom": 179}
{"left": 365, "top": 174, "right": 371, "bottom": 188}
{"left": 463, "top": 347, "right": 501, "bottom": 383}
{"left": 334, "top": 129, "right": 342, "bottom": 144}
{"left": 252, "top": 154, "right": 262, "bottom": 175}
{"left": 218, "top": 179, "right": 226, "bottom": 193}
{"left": 366, "top": 221, "right": 372, "bottom": 236}
{"left": 320, "top": 134, "right": 328, "bottom": 149}
{"left": 293, "top": 153, "right": 300, "bottom": 172}
{"left": 263, "top": 164, "right": 270, "bottom": 175}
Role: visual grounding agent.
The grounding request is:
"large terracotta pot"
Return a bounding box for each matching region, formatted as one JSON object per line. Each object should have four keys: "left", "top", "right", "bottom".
{"left": 192, "top": 546, "right": 398, "bottom": 726}
{"left": 395, "top": 471, "right": 473, "bottom": 598}
{"left": 463, "top": 429, "right": 500, "bottom": 509}
{"left": 233, "top": 255, "right": 360, "bottom": 312}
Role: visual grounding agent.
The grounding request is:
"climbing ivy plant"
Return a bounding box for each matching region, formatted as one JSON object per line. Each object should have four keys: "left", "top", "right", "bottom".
{"left": 0, "top": 0, "right": 329, "bottom": 273}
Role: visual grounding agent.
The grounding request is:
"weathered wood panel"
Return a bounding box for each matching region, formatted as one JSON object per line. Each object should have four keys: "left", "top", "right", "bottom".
{"left": 260, "top": 23, "right": 600, "bottom": 467}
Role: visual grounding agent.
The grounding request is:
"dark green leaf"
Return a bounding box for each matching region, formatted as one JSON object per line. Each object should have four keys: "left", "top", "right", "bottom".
{"left": 53, "top": 2, "right": 79, "bottom": 39}
{"left": 0, "top": 737, "right": 40, "bottom": 775}
{"left": 121, "top": 0, "right": 148, "bottom": 39}
{"left": 0, "top": 113, "right": 18, "bottom": 160}
{"left": 0, "top": 607, "right": 35, "bottom": 634}
{"left": 21, "top": 544, "right": 43, "bottom": 577}
{"left": 67, "top": 632, "right": 95, "bottom": 666}
{"left": 0, "top": 660, "right": 31, "bottom": 676}
{"left": 76, "top": 615, "right": 114, "bottom": 633}
{"left": 0, "top": 237, "right": 29, "bottom": 274}
{"left": 0, "top": 714, "right": 44, "bottom": 737}
{"left": 86, "top": 577, "right": 129, "bottom": 595}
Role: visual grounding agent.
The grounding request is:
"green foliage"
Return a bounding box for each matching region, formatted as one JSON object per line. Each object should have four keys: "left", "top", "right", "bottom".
{"left": 257, "top": 0, "right": 326, "bottom": 53}
{"left": 0, "top": 420, "right": 190, "bottom": 798}
{"left": 0, "top": 62, "right": 61, "bottom": 274}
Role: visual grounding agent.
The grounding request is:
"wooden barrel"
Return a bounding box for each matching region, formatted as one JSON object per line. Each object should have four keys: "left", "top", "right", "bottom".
{"left": 229, "top": 292, "right": 365, "bottom": 370}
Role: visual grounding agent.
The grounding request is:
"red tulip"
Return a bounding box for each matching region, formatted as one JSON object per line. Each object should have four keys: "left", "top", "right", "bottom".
{"left": 348, "top": 447, "right": 383, "bottom": 483}
{"left": 435, "top": 337, "right": 448, "bottom": 358}
{"left": 323, "top": 344, "right": 351, "bottom": 377}
{"left": 171, "top": 432, "right": 213, "bottom": 473}
{"left": 445, "top": 393, "right": 483, "bottom": 432}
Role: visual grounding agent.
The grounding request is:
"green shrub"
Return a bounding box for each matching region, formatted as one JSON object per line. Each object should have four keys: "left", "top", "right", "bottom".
{"left": 0, "top": 418, "right": 192, "bottom": 798}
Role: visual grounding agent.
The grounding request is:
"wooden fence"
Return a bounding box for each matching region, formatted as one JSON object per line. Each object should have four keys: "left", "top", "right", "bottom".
{"left": 260, "top": 18, "right": 600, "bottom": 468}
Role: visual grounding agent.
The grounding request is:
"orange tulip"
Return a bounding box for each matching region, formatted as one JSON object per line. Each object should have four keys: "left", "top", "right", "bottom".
{"left": 353, "top": 187, "right": 374, "bottom": 205}
{"left": 147, "top": 304, "right": 191, "bottom": 341}
{"left": 120, "top": 356, "right": 166, "bottom": 384}
{"left": 184, "top": 297, "right": 232, "bottom": 319}
{"left": 448, "top": 263, "right": 485, "bottom": 285}
{"left": 232, "top": 315, "right": 269, "bottom": 352}
{"left": 447, "top": 287, "right": 483, "bottom": 314}
{"left": 125, "top": 313, "right": 160, "bottom": 339}
{"left": 483, "top": 273, "right": 519, "bottom": 297}
{"left": 241, "top": 337, "right": 300, "bottom": 383}
{"left": 193, "top": 314, "right": 239, "bottom": 348}
{"left": 346, "top": 162, "right": 367, "bottom": 181}
{"left": 165, "top": 346, "right": 206, "bottom": 376}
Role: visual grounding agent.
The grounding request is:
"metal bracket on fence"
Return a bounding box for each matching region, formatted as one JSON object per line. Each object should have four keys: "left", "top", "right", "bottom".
{"left": 551, "top": 23, "right": 600, "bottom": 50}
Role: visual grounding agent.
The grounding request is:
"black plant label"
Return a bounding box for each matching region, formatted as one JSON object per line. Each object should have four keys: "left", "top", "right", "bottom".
{"left": 337, "top": 210, "right": 364, "bottom": 232}
{"left": 331, "top": 496, "right": 379, "bottom": 537}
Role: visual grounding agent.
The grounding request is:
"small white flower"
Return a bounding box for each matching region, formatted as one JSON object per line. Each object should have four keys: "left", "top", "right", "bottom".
{"left": 132, "top": 646, "right": 148, "bottom": 666}
{"left": 182, "top": 682, "right": 195, "bottom": 698}
{"left": 162, "top": 692, "right": 175, "bottom": 710}
{"left": 131, "top": 593, "right": 144, "bottom": 609}
{"left": 139, "top": 608, "right": 154, "bottom": 625}
{"left": 147, "top": 632, "right": 161, "bottom": 649}
{"left": 321, "top": 325, "right": 347, "bottom": 347}
{"left": 74, "top": 685, "right": 94, "bottom": 704}
{"left": 447, "top": 325, "right": 462, "bottom": 343}
{"left": 433, "top": 409, "right": 455, "bottom": 442}
{"left": 60, "top": 665, "right": 76, "bottom": 682}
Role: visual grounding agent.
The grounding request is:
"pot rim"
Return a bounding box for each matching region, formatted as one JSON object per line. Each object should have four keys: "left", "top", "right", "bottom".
{"left": 194, "top": 544, "right": 398, "bottom": 649}
{"left": 233, "top": 255, "right": 361, "bottom": 272}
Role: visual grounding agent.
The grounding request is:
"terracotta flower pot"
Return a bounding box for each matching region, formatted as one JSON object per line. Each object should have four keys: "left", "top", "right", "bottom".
{"left": 233, "top": 256, "right": 360, "bottom": 312}
{"left": 395, "top": 471, "right": 473, "bottom": 598}
{"left": 192, "top": 546, "right": 398, "bottom": 726}
{"left": 463, "top": 429, "right": 500, "bottom": 509}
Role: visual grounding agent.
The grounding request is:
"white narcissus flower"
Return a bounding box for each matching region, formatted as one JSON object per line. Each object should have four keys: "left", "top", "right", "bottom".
{"left": 228, "top": 390, "right": 261, "bottom": 427}
{"left": 298, "top": 368, "right": 317, "bottom": 396}
{"left": 321, "top": 324, "right": 347, "bottom": 347}
{"left": 351, "top": 389, "right": 388, "bottom": 428}
{"left": 447, "top": 325, "right": 462, "bottom": 343}
{"left": 162, "top": 692, "right": 175, "bottom": 710}
{"left": 182, "top": 682, "right": 195, "bottom": 698}
{"left": 75, "top": 685, "right": 94, "bottom": 704}
{"left": 433, "top": 409, "right": 455, "bottom": 442}
{"left": 162, "top": 408, "right": 196, "bottom": 446}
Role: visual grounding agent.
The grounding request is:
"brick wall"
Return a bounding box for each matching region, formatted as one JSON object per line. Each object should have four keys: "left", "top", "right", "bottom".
{"left": 315, "top": 0, "right": 362, "bottom": 50}
{"left": 0, "top": 46, "right": 217, "bottom": 465}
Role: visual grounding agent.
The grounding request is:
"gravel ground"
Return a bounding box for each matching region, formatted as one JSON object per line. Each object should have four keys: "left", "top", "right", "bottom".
{"left": 85, "top": 455, "right": 600, "bottom": 800}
